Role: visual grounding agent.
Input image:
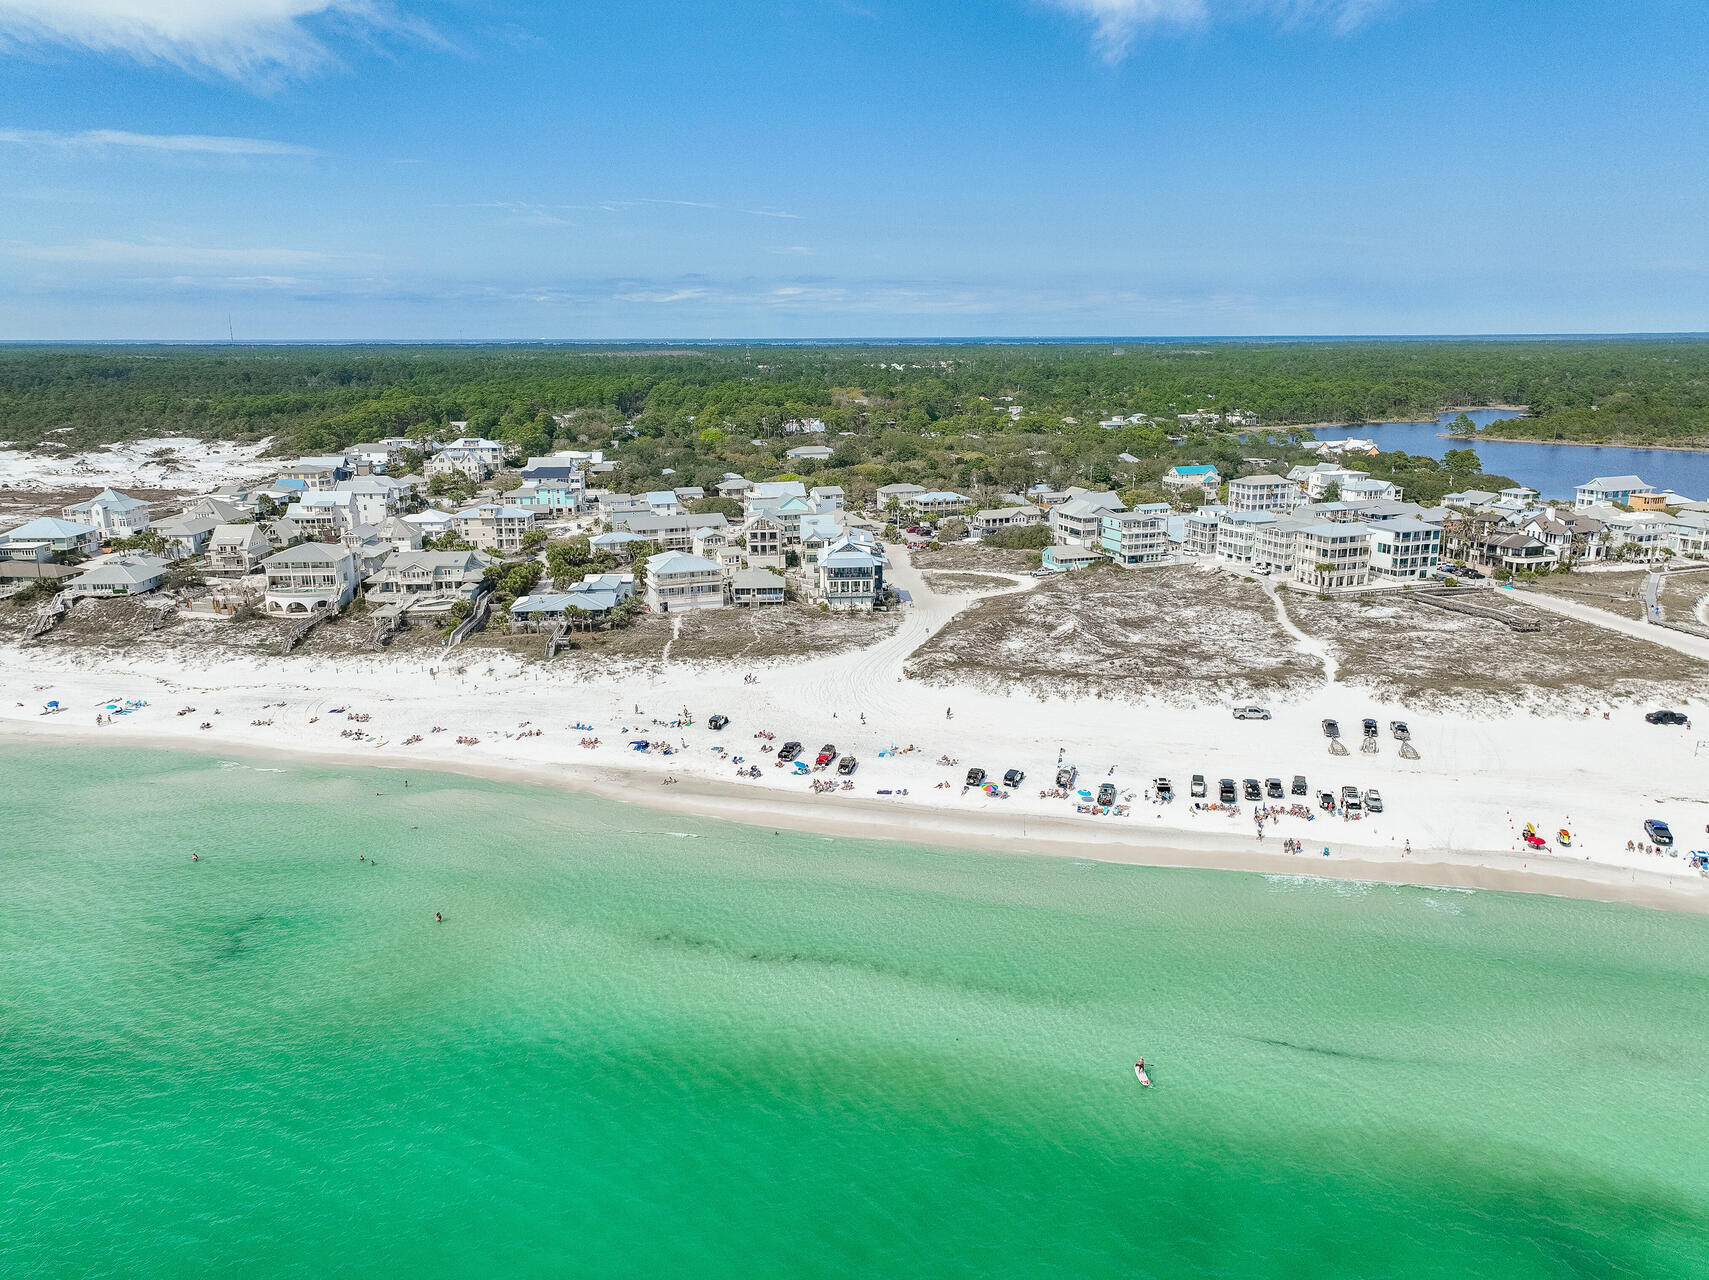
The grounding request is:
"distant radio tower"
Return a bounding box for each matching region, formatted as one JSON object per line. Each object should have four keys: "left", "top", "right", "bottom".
{"left": 228, "top": 314, "right": 234, "bottom": 341}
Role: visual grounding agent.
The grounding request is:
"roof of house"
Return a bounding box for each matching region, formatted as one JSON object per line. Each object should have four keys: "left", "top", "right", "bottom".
{"left": 210, "top": 523, "right": 270, "bottom": 547}
{"left": 1581, "top": 475, "right": 1652, "bottom": 490}
{"left": 1169, "top": 464, "right": 1218, "bottom": 476}
{"left": 730, "top": 568, "right": 785, "bottom": 589}
{"left": 820, "top": 550, "right": 880, "bottom": 570}
{"left": 71, "top": 487, "right": 148, "bottom": 512}
{"left": 1231, "top": 474, "right": 1292, "bottom": 486}
{"left": 4, "top": 516, "right": 97, "bottom": 540}
{"left": 648, "top": 551, "right": 723, "bottom": 576}
{"left": 263, "top": 543, "right": 352, "bottom": 566}
{"left": 590, "top": 531, "right": 643, "bottom": 546}
{"left": 68, "top": 554, "right": 168, "bottom": 586}
{"left": 153, "top": 514, "right": 219, "bottom": 536}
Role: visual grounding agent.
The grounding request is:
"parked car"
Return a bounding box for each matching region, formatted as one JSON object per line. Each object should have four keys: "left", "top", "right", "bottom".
{"left": 1291, "top": 775, "right": 1308, "bottom": 796}
{"left": 1318, "top": 790, "right": 1336, "bottom": 811}
{"left": 1097, "top": 782, "right": 1118, "bottom": 807}
{"left": 1233, "top": 705, "right": 1272, "bottom": 720}
{"left": 1190, "top": 774, "right": 1207, "bottom": 798}
{"left": 1322, "top": 719, "right": 1340, "bottom": 739}
{"left": 1646, "top": 710, "right": 1689, "bottom": 726}
{"left": 966, "top": 767, "right": 987, "bottom": 787}
{"left": 1056, "top": 765, "right": 1078, "bottom": 788}
{"left": 1645, "top": 819, "right": 1674, "bottom": 846}
{"left": 778, "top": 741, "right": 803, "bottom": 762}
{"left": 1340, "top": 785, "right": 1362, "bottom": 812}
{"left": 1362, "top": 718, "right": 1378, "bottom": 738}
{"left": 838, "top": 755, "right": 858, "bottom": 776}
{"left": 1154, "top": 778, "right": 1174, "bottom": 801}
{"left": 708, "top": 714, "right": 729, "bottom": 731}
{"left": 1242, "top": 778, "right": 1262, "bottom": 801}
{"left": 1219, "top": 778, "right": 1237, "bottom": 803}
{"left": 816, "top": 744, "right": 838, "bottom": 766}
{"left": 1265, "top": 777, "right": 1284, "bottom": 799}
{"left": 1389, "top": 720, "right": 1409, "bottom": 738}
{"left": 1003, "top": 768, "right": 1026, "bottom": 787}
{"left": 1364, "top": 788, "right": 1384, "bottom": 814}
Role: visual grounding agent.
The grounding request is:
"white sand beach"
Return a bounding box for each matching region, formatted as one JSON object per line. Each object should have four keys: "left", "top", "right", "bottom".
{"left": 6, "top": 551, "right": 1709, "bottom": 914}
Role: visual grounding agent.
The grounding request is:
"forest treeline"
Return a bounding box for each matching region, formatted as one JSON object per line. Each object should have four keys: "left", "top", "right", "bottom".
{"left": 2, "top": 339, "right": 1704, "bottom": 503}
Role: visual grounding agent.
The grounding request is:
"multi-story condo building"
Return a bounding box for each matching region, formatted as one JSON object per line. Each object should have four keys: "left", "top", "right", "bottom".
{"left": 1227, "top": 474, "right": 1305, "bottom": 515}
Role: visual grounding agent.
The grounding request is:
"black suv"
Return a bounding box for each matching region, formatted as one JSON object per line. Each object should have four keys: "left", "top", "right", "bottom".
{"left": 1056, "top": 765, "right": 1077, "bottom": 788}
{"left": 1003, "top": 768, "right": 1025, "bottom": 787}
{"left": 1242, "top": 779, "right": 1262, "bottom": 801}
{"left": 1219, "top": 778, "right": 1237, "bottom": 803}
{"left": 1646, "top": 710, "right": 1689, "bottom": 726}
{"left": 966, "top": 767, "right": 987, "bottom": 787}
{"left": 1097, "top": 782, "right": 1117, "bottom": 806}
{"left": 778, "top": 741, "right": 803, "bottom": 762}
{"left": 708, "top": 714, "right": 729, "bottom": 730}
{"left": 838, "top": 755, "right": 858, "bottom": 776}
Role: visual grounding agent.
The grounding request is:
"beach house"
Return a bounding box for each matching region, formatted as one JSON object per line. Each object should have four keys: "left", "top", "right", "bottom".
{"left": 1368, "top": 517, "right": 1442, "bottom": 581}
{"left": 63, "top": 553, "right": 169, "bottom": 597}
{"left": 1227, "top": 474, "right": 1305, "bottom": 514}
{"left": 205, "top": 524, "right": 273, "bottom": 575}
{"left": 150, "top": 513, "right": 219, "bottom": 561}
{"left": 1162, "top": 465, "right": 1221, "bottom": 500}
{"left": 1100, "top": 505, "right": 1171, "bottom": 565}
{"left": 365, "top": 549, "right": 491, "bottom": 611}
{"left": 62, "top": 488, "right": 150, "bottom": 540}
{"left": 261, "top": 543, "right": 359, "bottom": 615}
{"left": 1575, "top": 475, "right": 1656, "bottom": 509}
{"left": 610, "top": 511, "right": 729, "bottom": 553}
{"left": 333, "top": 477, "right": 408, "bottom": 526}
{"left": 453, "top": 504, "right": 536, "bottom": 554}
{"left": 815, "top": 547, "right": 884, "bottom": 609}
{"left": 276, "top": 461, "right": 342, "bottom": 491}
{"left": 1183, "top": 506, "right": 1225, "bottom": 558}
{"left": 785, "top": 444, "right": 834, "bottom": 462}
{"left": 730, "top": 567, "right": 787, "bottom": 606}
{"left": 644, "top": 551, "right": 728, "bottom": 612}
{"left": 903, "top": 490, "right": 972, "bottom": 518}
{"left": 0, "top": 516, "right": 101, "bottom": 561}
{"left": 1215, "top": 509, "right": 1277, "bottom": 567}
{"left": 1050, "top": 492, "right": 1126, "bottom": 548}
{"left": 972, "top": 506, "right": 1042, "bottom": 536}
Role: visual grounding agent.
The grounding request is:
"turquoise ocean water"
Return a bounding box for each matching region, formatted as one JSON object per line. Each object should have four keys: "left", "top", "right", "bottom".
{"left": 4, "top": 743, "right": 1708, "bottom": 1278}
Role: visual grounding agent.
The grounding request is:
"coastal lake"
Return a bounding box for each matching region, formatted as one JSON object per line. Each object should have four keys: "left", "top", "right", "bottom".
{"left": 6, "top": 744, "right": 1709, "bottom": 1278}
{"left": 1321, "top": 409, "right": 1709, "bottom": 500}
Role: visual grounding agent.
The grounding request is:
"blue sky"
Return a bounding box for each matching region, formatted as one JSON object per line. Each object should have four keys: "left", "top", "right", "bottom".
{"left": 0, "top": 0, "right": 1704, "bottom": 339}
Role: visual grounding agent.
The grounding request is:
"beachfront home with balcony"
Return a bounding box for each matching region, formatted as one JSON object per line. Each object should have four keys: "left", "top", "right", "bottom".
{"left": 1100, "top": 505, "right": 1170, "bottom": 565}
{"left": 453, "top": 504, "right": 535, "bottom": 554}
{"left": 645, "top": 551, "right": 728, "bottom": 612}
{"left": 365, "top": 549, "right": 491, "bottom": 612}
{"left": 730, "top": 567, "right": 787, "bottom": 606}
{"left": 276, "top": 461, "right": 342, "bottom": 491}
{"left": 151, "top": 514, "right": 219, "bottom": 561}
{"left": 816, "top": 548, "right": 884, "bottom": 609}
{"left": 206, "top": 524, "right": 273, "bottom": 575}
{"left": 1049, "top": 492, "right": 1125, "bottom": 549}
{"left": 261, "top": 543, "right": 358, "bottom": 615}
{"left": 1184, "top": 506, "right": 1225, "bottom": 557}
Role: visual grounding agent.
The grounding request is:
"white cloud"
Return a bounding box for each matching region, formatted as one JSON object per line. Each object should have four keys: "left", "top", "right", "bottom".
{"left": 6, "top": 238, "right": 345, "bottom": 268}
{"left": 1041, "top": 0, "right": 1399, "bottom": 61}
{"left": 0, "top": 0, "right": 419, "bottom": 82}
{"left": 0, "top": 127, "right": 315, "bottom": 156}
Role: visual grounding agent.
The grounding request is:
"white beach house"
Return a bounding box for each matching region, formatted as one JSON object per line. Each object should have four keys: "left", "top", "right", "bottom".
{"left": 262, "top": 543, "right": 359, "bottom": 615}
{"left": 62, "top": 488, "right": 150, "bottom": 540}
{"left": 644, "top": 551, "right": 728, "bottom": 612}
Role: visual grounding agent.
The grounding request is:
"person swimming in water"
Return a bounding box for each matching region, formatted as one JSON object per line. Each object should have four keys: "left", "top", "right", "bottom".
{"left": 435, "top": 911, "right": 443, "bottom": 923}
